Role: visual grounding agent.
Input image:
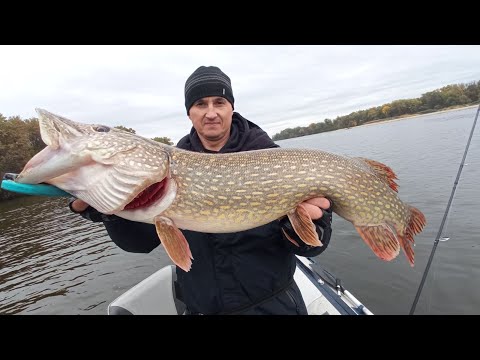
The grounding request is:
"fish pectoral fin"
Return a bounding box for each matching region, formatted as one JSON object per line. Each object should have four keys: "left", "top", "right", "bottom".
{"left": 355, "top": 224, "right": 400, "bottom": 262}
{"left": 154, "top": 215, "right": 193, "bottom": 272}
{"left": 286, "top": 204, "right": 323, "bottom": 247}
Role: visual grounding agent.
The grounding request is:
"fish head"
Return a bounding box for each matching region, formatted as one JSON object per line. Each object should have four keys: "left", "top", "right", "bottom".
{"left": 16, "top": 109, "right": 172, "bottom": 214}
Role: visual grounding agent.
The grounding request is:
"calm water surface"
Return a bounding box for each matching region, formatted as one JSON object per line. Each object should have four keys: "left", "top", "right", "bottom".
{"left": 1, "top": 106, "right": 479, "bottom": 314}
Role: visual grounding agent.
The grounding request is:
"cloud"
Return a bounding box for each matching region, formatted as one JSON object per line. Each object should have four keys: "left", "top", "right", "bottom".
{"left": 1, "top": 45, "right": 479, "bottom": 143}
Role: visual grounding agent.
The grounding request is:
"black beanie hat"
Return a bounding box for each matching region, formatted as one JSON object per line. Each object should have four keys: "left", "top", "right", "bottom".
{"left": 184, "top": 66, "right": 235, "bottom": 114}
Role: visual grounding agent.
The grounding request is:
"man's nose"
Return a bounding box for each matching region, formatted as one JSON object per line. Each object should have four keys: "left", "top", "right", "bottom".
{"left": 205, "top": 104, "right": 217, "bottom": 118}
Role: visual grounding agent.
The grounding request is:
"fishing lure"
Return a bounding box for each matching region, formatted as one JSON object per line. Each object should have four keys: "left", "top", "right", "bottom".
{"left": 1, "top": 173, "right": 71, "bottom": 197}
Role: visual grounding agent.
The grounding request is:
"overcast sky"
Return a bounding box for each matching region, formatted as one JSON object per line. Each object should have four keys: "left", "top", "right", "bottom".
{"left": 1, "top": 45, "right": 479, "bottom": 143}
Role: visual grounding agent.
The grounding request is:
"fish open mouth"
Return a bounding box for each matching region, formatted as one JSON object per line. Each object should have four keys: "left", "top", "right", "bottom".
{"left": 124, "top": 177, "right": 168, "bottom": 210}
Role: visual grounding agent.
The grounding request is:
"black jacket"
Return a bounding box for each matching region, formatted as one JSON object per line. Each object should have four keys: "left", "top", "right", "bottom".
{"left": 76, "top": 112, "right": 333, "bottom": 315}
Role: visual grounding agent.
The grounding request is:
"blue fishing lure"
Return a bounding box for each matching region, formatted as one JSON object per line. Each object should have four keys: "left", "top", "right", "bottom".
{"left": 1, "top": 173, "right": 71, "bottom": 197}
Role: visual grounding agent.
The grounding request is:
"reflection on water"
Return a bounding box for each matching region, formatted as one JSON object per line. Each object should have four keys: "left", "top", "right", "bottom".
{"left": 0, "top": 197, "right": 171, "bottom": 314}
{"left": 0, "top": 106, "right": 479, "bottom": 314}
{"left": 0, "top": 197, "right": 112, "bottom": 314}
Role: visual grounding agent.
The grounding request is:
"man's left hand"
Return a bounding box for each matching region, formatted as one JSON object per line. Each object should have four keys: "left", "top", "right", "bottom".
{"left": 301, "top": 197, "right": 331, "bottom": 220}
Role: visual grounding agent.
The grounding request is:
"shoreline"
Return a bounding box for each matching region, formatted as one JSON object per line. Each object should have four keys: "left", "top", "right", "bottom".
{"left": 275, "top": 104, "right": 478, "bottom": 140}
{"left": 357, "top": 104, "right": 478, "bottom": 128}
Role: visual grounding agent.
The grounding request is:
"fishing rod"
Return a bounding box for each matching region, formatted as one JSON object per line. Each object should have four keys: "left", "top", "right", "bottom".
{"left": 409, "top": 103, "right": 480, "bottom": 315}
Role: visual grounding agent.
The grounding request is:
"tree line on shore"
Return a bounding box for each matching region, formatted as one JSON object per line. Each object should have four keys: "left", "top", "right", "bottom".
{"left": 272, "top": 80, "right": 480, "bottom": 140}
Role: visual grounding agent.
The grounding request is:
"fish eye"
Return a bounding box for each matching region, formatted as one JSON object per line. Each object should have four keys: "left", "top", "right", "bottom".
{"left": 93, "top": 125, "right": 110, "bottom": 133}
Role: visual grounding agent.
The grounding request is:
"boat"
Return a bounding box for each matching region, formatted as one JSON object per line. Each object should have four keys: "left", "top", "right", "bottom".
{"left": 107, "top": 255, "right": 373, "bottom": 315}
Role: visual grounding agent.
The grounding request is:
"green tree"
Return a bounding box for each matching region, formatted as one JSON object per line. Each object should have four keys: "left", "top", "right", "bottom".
{"left": 152, "top": 136, "right": 173, "bottom": 145}
{"left": 114, "top": 125, "right": 136, "bottom": 134}
{"left": 323, "top": 118, "right": 333, "bottom": 130}
{"left": 0, "top": 116, "right": 32, "bottom": 176}
{"left": 421, "top": 90, "right": 445, "bottom": 109}
{"left": 464, "top": 81, "right": 480, "bottom": 102}
{"left": 24, "top": 118, "right": 44, "bottom": 155}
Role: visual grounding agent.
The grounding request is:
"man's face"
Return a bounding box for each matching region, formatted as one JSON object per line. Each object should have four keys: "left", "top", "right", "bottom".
{"left": 188, "top": 96, "right": 233, "bottom": 143}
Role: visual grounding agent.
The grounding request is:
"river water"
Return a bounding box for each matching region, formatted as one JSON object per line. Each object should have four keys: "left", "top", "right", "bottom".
{"left": 1, "top": 106, "right": 479, "bottom": 314}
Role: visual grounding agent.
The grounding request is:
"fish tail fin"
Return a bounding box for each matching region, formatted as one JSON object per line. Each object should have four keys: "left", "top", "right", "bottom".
{"left": 355, "top": 224, "right": 400, "bottom": 262}
{"left": 398, "top": 206, "right": 427, "bottom": 267}
{"left": 354, "top": 158, "right": 399, "bottom": 192}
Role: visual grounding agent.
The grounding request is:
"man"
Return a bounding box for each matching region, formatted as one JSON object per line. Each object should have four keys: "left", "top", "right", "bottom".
{"left": 70, "top": 65, "right": 333, "bottom": 315}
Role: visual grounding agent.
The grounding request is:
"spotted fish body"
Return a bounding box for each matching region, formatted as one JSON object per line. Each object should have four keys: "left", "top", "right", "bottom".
{"left": 17, "top": 109, "right": 426, "bottom": 272}
{"left": 162, "top": 149, "right": 399, "bottom": 232}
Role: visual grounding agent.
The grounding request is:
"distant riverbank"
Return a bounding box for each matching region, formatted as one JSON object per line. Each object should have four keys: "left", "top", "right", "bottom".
{"left": 358, "top": 104, "right": 478, "bottom": 129}
{"left": 273, "top": 103, "right": 479, "bottom": 141}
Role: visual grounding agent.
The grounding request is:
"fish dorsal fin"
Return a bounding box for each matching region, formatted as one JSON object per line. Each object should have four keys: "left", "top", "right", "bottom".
{"left": 354, "top": 157, "right": 399, "bottom": 192}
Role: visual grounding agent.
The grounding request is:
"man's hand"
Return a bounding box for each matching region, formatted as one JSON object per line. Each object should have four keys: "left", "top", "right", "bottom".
{"left": 70, "top": 199, "right": 90, "bottom": 213}
{"left": 301, "top": 197, "right": 331, "bottom": 220}
{"left": 68, "top": 198, "right": 116, "bottom": 223}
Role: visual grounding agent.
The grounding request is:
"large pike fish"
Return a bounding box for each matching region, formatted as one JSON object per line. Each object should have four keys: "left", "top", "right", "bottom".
{"left": 17, "top": 109, "right": 426, "bottom": 272}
